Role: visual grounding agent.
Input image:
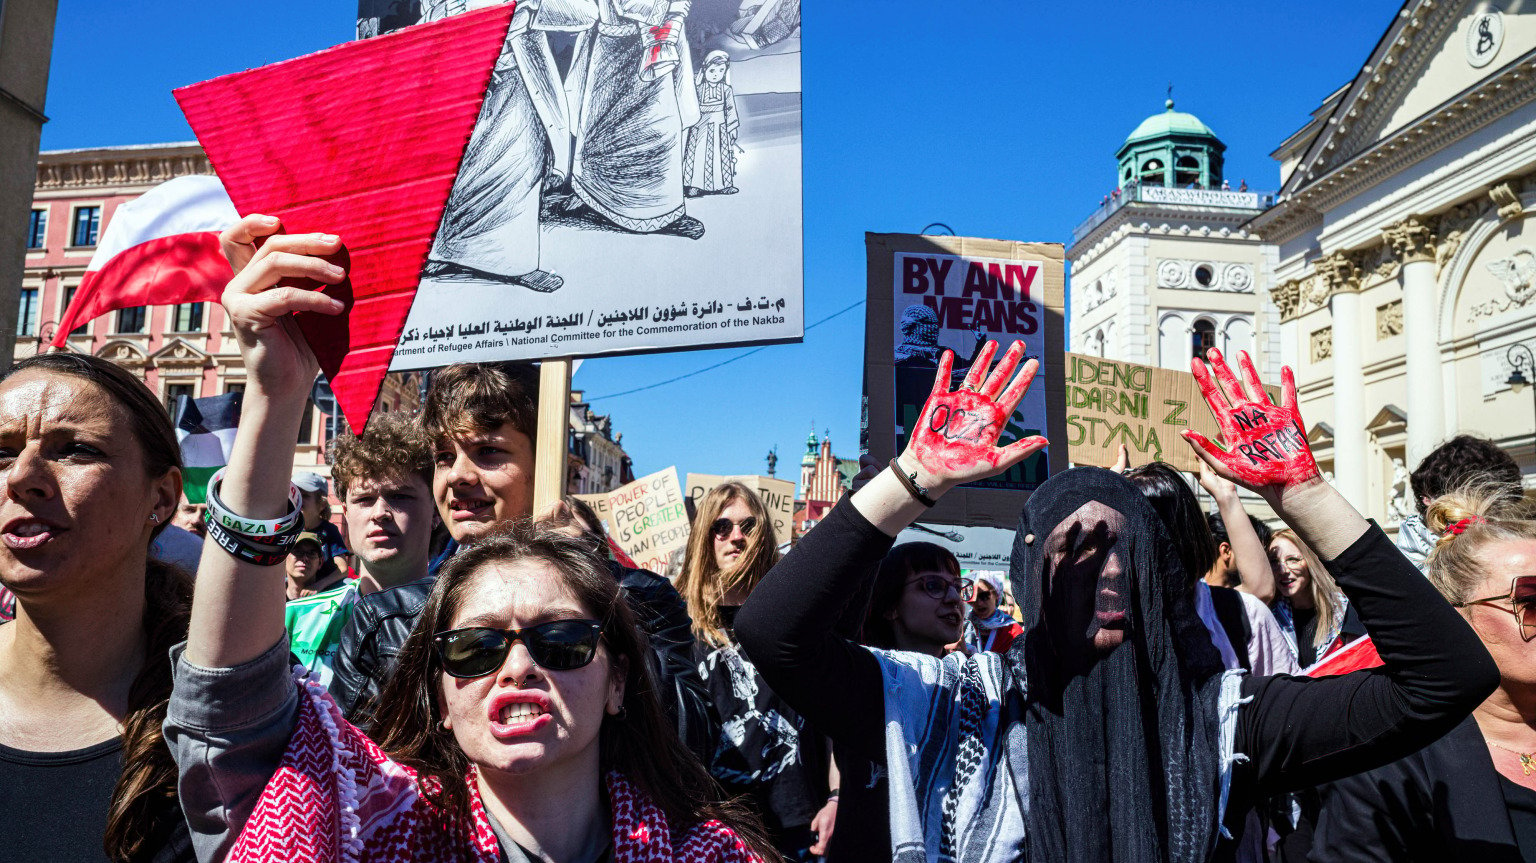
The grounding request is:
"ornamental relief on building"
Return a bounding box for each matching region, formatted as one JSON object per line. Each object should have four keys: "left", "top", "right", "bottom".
{"left": 1081, "top": 271, "right": 1118, "bottom": 313}
{"left": 1156, "top": 259, "right": 1254, "bottom": 293}
{"left": 1311, "top": 327, "right": 1333, "bottom": 363}
{"left": 1376, "top": 301, "right": 1403, "bottom": 340}
{"left": 1471, "top": 246, "right": 1536, "bottom": 320}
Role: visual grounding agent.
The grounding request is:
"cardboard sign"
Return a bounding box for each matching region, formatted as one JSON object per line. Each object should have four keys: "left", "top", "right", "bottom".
{"left": 175, "top": 5, "right": 515, "bottom": 431}
{"left": 361, "top": 0, "right": 805, "bottom": 369}
{"left": 685, "top": 473, "right": 796, "bottom": 547}
{"left": 1063, "top": 353, "right": 1279, "bottom": 472}
{"left": 583, "top": 468, "right": 691, "bottom": 576}
{"left": 864, "top": 233, "right": 1068, "bottom": 528}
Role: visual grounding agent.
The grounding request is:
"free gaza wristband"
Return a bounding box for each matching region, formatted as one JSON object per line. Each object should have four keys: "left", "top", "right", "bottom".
{"left": 205, "top": 467, "right": 303, "bottom": 538}
{"left": 205, "top": 516, "right": 293, "bottom": 567}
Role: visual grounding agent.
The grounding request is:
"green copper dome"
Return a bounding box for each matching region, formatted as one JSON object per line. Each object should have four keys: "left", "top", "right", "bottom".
{"left": 1121, "top": 99, "right": 1219, "bottom": 149}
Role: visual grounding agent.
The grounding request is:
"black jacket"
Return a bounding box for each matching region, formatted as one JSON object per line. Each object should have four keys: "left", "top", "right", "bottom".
{"left": 1312, "top": 715, "right": 1523, "bottom": 862}
{"left": 328, "top": 559, "right": 715, "bottom": 761}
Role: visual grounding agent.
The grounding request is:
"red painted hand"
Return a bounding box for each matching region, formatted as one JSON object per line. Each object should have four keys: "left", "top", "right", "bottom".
{"left": 1181, "top": 348, "right": 1319, "bottom": 495}
{"left": 901, "top": 340, "right": 1049, "bottom": 494}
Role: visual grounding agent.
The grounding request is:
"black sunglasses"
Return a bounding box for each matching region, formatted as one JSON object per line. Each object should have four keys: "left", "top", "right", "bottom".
{"left": 710, "top": 516, "right": 758, "bottom": 539}
{"left": 433, "top": 619, "right": 604, "bottom": 679}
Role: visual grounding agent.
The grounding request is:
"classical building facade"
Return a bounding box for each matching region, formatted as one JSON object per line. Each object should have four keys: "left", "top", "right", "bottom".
{"left": 567, "top": 389, "right": 634, "bottom": 495}
{"left": 17, "top": 142, "right": 422, "bottom": 482}
{"left": 1253, "top": 0, "right": 1536, "bottom": 519}
{"left": 1068, "top": 101, "right": 1281, "bottom": 377}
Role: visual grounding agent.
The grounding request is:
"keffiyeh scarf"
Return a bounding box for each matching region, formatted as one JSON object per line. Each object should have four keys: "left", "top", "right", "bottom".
{"left": 230, "top": 669, "right": 763, "bottom": 863}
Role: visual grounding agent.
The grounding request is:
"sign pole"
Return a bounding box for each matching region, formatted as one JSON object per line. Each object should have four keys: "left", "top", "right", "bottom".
{"left": 533, "top": 357, "right": 573, "bottom": 512}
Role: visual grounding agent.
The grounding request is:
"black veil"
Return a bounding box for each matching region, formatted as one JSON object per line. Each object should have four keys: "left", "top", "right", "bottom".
{"left": 1006, "top": 467, "right": 1226, "bottom": 862}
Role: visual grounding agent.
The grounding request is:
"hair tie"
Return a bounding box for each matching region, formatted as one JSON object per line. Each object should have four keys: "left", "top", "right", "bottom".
{"left": 1445, "top": 516, "right": 1485, "bottom": 537}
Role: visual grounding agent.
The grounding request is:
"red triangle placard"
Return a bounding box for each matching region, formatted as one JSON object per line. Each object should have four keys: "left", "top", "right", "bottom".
{"left": 174, "top": 3, "right": 516, "bottom": 431}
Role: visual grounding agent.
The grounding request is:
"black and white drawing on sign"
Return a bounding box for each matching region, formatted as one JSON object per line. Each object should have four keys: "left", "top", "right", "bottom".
{"left": 359, "top": 0, "right": 803, "bottom": 365}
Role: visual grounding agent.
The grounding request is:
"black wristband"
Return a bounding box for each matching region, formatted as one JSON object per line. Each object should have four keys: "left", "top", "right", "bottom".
{"left": 205, "top": 515, "right": 295, "bottom": 567}
{"left": 889, "top": 458, "right": 937, "bottom": 507}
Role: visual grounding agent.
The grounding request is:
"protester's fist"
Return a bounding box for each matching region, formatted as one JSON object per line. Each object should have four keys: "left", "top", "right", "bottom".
{"left": 1182, "top": 348, "right": 1320, "bottom": 502}
{"left": 898, "top": 340, "right": 1048, "bottom": 497}
{"left": 220, "top": 216, "right": 347, "bottom": 398}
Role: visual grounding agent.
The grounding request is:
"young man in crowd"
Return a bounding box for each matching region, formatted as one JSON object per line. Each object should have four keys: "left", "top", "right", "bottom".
{"left": 1205, "top": 511, "right": 1297, "bottom": 676}
{"left": 328, "top": 362, "right": 713, "bottom": 759}
{"left": 172, "top": 494, "right": 207, "bottom": 537}
{"left": 1397, "top": 434, "right": 1526, "bottom": 568}
{"left": 285, "top": 414, "right": 435, "bottom": 688}
{"left": 295, "top": 471, "right": 351, "bottom": 575}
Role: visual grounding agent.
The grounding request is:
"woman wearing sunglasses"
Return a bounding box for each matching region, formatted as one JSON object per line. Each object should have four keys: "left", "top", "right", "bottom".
{"left": 163, "top": 227, "right": 772, "bottom": 862}
{"left": 1315, "top": 486, "right": 1536, "bottom": 861}
{"left": 676, "top": 482, "right": 836, "bottom": 860}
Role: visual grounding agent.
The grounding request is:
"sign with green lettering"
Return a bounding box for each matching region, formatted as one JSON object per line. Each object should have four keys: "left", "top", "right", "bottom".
{"left": 1064, "top": 353, "right": 1275, "bottom": 472}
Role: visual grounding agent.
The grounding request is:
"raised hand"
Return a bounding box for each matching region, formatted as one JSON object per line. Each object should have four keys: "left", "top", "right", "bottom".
{"left": 900, "top": 340, "right": 1048, "bottom": 496}
{"left": 1181, "top": 348, "right": 1319, "bottom": 501}
{"left": 218, "top": 216, "right": 348, "bottom": 398}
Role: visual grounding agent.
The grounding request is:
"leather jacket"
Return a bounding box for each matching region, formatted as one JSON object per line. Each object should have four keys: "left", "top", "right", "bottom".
{"left": 328, "top": 559, "right": 715, "bottom": 761}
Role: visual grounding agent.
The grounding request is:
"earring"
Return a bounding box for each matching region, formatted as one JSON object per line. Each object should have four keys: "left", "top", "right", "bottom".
{"left": 436, "top": 718, "right": 449, "bottom": 732}
{"left": 149, "top": 514, "right": 160, "bottom": 524}
{"left": 613, "top": 705, "right": 628, "bottom": 722}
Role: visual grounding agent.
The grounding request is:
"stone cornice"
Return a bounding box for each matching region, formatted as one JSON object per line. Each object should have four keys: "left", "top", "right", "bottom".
{"left": 36, "top": 143, "right": 212, "bottom": 192}
{"left": 1257, "top": 48, "right": 1536, "bottom": 246}
{"left": 1067, "top": 202, "right": 1261, "bottom": 263}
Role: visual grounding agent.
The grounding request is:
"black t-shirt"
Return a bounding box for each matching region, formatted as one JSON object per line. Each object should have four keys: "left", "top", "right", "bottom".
{"left": 0, "top": 737, "right": 194, "bottom": 863}
{"left": 828, "top": 742, "right": 889, "bottom": 863}
{"left": 695, "top": 606, "right": 825, "bottom": 851}
{"left": 1500, "top": 775, "right": 1536, "bottom": 862}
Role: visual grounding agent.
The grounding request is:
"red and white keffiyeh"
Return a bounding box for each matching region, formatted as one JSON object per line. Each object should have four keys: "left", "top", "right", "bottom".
{"left": 231, "top": 670, "right": 763, "bottom": 863}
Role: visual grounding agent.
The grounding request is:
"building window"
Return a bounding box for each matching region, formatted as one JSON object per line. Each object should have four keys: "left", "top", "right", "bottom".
{"left": 62, "top": 285, "right": 88, "bottom": 336}
{"left": 1192, "top": 319, "right": 1217, "bottom": 358}
{"left": 72, "top": 206, "right": 101, "bottom": 247}
{"left": 16, "top": 288, "right": 38, "bottom": 337}
{"left": 225, "top": 382, "right": 245, "bottom": 395}
{"left": 1175, "top": 155, "right": 1201, "bottom": 188}
{"left": 164, "top": 383, "right": 196, "bottom": 412}
{"left": 297, "top": 399, "right": 315, "bottom": 444}
{"left": 27, "top": 209, "right": 46, "bottom": 250}
{"left": 171, "top": 302, "right": 204, "bottom": 332}
{"left": 116, "top": 306, "right": 146, "bottom": 334}
{"left": 1140, "top": 158, "right": 1164, "bottom": 186}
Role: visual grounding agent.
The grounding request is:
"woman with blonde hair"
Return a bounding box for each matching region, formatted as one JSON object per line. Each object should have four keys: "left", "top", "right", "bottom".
{"left": 1269, "top": 528, "right": 1365, "bottom": 669}
{"left": 678, "top": 482, "right": 836, "bottom": 860}
{"left": 1315, "top": 484, "right": 1536, "bottom": 861}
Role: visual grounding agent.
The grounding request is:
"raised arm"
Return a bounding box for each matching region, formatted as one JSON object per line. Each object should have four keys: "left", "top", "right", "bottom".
{"left": 1198, "top": 463, "right": 1274, "bottom": 603}
{"left": 1182, "top": 349, "right": 1497, "bottom": 791}
{"left": 736, "top": 342, "right": 1046, "bottom": 759}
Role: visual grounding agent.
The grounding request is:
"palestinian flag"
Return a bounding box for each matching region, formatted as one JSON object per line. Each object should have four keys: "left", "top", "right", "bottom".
{"left": 174, "top": 391, "right": 242, "bottom": 503}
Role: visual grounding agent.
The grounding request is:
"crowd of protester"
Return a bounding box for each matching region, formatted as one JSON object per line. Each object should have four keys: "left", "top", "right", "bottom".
{"left": 1, "top": 215, "right": 1535, "bottom": 863}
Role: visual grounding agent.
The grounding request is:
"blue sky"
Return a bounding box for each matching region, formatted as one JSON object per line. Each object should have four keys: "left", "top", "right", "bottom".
{"left": 43, "top": 1, "right": 1402, "bottom": 482}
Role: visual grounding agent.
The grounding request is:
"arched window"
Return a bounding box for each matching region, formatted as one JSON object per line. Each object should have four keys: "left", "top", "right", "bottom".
{"left": 1140, "top": 158, "right": 1165, "bottom": 186}
{"left": 1175, "top": 155, "right": 1201, "bottom": 188}
{"left": 1191, "top": 319, "right": 1217, "bottom": 359}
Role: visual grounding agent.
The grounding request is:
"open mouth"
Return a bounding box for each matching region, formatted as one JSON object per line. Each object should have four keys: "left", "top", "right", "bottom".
{"left": 2, "top": 519, "right": 59, "bottom": 551}
{"left": 449, "top": 498, "right": 494, "bottom": 522}
{"left": 488, "top": 693, "right": 553, "bottom": 738}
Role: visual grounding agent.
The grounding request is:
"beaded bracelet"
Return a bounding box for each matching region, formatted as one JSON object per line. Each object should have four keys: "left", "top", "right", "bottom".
{"left": 205, "top": 515, "right": 299, "bottom": 567}
{"left": 205, "top": 467, "right": 304, "bottom": 539}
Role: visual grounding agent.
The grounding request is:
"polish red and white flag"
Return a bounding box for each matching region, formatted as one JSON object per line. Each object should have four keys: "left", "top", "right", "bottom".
{"left": 51, "top": 174, "right": 237, "bottom": 347}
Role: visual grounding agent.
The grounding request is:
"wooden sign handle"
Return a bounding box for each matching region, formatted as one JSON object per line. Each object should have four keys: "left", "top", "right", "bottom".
{"left": 533, "top": 357, "right": 573, "bottom": 512}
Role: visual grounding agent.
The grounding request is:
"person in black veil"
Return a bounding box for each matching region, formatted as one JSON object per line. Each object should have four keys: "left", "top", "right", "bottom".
{"left": 735, "top": 342, "right": 1498, "bottom": 862}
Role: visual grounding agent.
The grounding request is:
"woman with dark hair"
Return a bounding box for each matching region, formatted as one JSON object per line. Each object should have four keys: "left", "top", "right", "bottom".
{"left": 735, "top": 343, "right": 1497, "bottom": 862}
{"left": 0, "top": 351, "right": 195, "bottom": 862}
{"left": 163, "top": 222, "right": 772, "bottom": 862}
{"left": 676, "top": 481, "right": 833, "bottom": 859}
{"left": 861, "top": 542, "right": 968, "bottom": 652}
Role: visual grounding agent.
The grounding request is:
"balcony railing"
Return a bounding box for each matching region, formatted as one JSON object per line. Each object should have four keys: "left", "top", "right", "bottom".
{"left": 1071, "top": 183, "right": 1276, "bottom": 245}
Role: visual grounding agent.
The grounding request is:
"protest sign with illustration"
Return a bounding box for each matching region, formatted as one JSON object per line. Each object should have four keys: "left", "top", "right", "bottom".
{"left": 577, "top": 468, "right": 691, "bottom": 576}
{"left": 361, "top": 0, "right": 805, "bottom": 368}
{"left": 1063, "top": 353, "right": 1279, "bottom": 472}
{"left": 684, "top": 473, "right": 795, "bottom": 546}
{"left": 864, "top": 233, "right": 1068, "bottom": 528}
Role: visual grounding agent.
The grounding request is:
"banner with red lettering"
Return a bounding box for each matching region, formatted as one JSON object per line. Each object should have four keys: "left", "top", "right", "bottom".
{"left": 864, "top": 234, "right": 1068, "bottom": 527}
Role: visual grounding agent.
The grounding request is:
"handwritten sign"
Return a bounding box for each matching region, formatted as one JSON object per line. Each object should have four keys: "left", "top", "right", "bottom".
{"left": 684, "top": 474, "right": 796, "bottom": 547}
{"left": 1063, "top": 353, "right": 1277, "bottom": 472}
{"left": 577, "top": 468, "right": 690, "bottom": 576}
{"left": 864, "top": 233, "right": 1068, "bottom": 528}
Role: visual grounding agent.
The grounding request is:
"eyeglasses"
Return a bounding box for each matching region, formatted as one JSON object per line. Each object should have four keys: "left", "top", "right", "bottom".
{"left": 433, "top": 619, "right": 604, "bottom": 678}
{"left": 1453, "top": 576, "right": 1536, "bottom": 642}
{"left": 907, "top": 575, "right": 974, "bottom": 601}
{"left": 710, "top": 517, "right": 758, "bottom": 539}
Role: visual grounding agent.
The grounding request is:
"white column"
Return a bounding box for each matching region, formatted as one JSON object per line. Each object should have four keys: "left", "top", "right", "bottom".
{"left": 1331, "top": 288, "right": 1368, "bottom": 507}
{"left": 1386, "top": 219, "right": 1445, "bottom": 466}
